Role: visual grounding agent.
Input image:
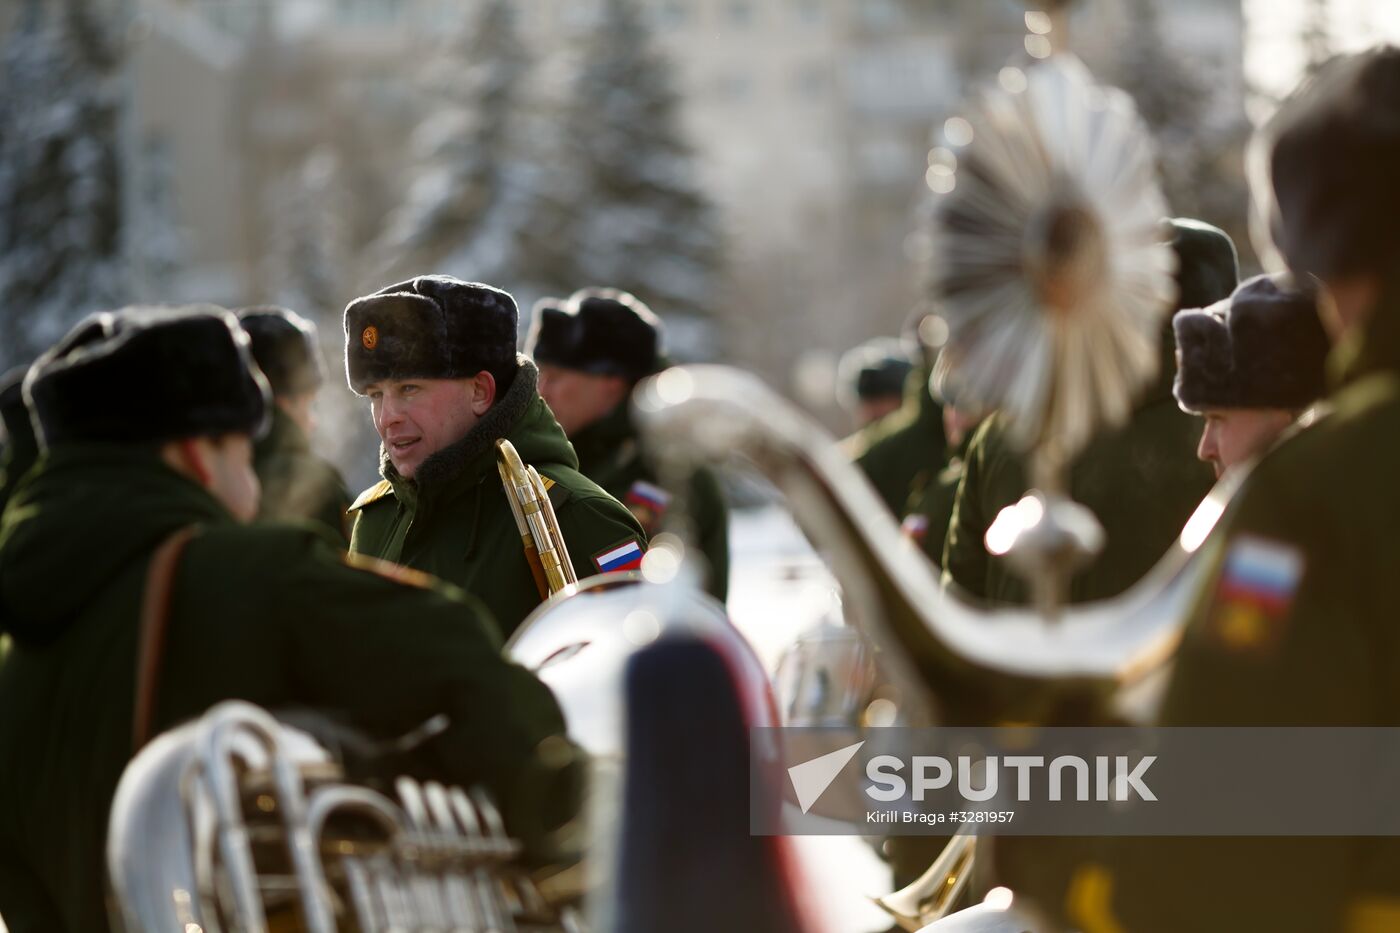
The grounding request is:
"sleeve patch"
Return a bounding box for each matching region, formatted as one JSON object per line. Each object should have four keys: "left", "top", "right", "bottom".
{"left": 900, "top": 513, "right": 930, "bottom": 543}
{"left": 1206, "top": 535, "right": 1304, "bottom": 655}
{"left": 592, "top": 538, "right": 645, "bottom": 573}
{"left": 624, "top": 480, "right": 671, "bottom": 535}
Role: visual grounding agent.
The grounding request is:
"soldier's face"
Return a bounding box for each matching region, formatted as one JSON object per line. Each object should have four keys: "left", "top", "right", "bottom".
{"left": 366, "top": 375, "right": 495, "bottom": 480}
{"left": 536, "top": 365, "right": 629, "bottom": 435}
{"left": 207, "top": 434, "right": 261, "bottom": 522}
{"left": 277, "top": 391, "right": 317, "bottom": 436}
{"left": 170, "top": 434, "right": 259, "bottom": 522}
{"left": 942, "top": 404, "right": 984, "bottom": 448}
{"left": 1197, "top": 408, "right": 1296, "bottom": 478}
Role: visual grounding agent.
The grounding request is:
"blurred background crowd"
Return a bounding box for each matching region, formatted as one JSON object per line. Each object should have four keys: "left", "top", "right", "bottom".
{"left": 0, "top": 0, "right": 1396, "bottom": 492}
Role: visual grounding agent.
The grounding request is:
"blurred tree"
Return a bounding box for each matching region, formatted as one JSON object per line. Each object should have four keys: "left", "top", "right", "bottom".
{"left": 368, "top": 0, "right": 539, "bottom": 294}
{"left": 0, "top": 7, "right": 127, "bottom": 368}
{"left": 524, "top": 0, "right": 723, "bottom": 358}
{"left": 263, "top": 146, "right": 382, "bottom": 490}
{"left": 136, "top": 133, "right": 184, "bottom": 299}
{"left": 1112, "top": 0, "right": 1252, "bottom": 268}
{"left": 267, "top": 148, "right": 353, "bottom": 321}
{"left": 1302, "top": 0, "right": 1335, "bottom": 78}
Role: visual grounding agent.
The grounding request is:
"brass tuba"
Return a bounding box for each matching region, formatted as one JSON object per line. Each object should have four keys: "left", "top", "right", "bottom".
{"left": 497, "top": 439, "right": 578, "bottom": 599}
{"left": 634, "top": 363, "right": 1242, "bottom": 726}
{"left": 627, "top": 54, "right": 1246, "bottom": 932}
{"left": 106, "top": 700, "right": 578, "bottom": 933}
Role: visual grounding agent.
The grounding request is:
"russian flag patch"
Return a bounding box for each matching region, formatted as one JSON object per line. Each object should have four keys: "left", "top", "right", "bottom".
{"left": 624, "top": 481, "right": 672, "bottom": 536}
{"left": 1208, "top": 535, "right": 1304, "bottom": 654}
{"left": 900, "top": 513, "right": 930, "bottom": 543}
{"left": 593, "top": 538, "right": 645, "bottom": 574}
{"left": 625, "top": 480, "right": 672, "bottom": 511}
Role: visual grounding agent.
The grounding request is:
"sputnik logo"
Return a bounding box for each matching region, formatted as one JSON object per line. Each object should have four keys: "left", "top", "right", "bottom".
{"left": 787, "top": 741, "right": 864, "bottom": 814}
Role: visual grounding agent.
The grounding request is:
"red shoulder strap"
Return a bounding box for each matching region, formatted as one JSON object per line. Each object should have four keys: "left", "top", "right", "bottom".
{"left": 132, "top": 525, "right": 200, "bottom": 753}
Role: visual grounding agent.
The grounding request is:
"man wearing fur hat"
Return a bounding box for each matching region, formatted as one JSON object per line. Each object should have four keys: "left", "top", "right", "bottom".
{"left": 0, "top": 306, "right": 581, "bottom": 931}
{"left": 344, "top": 275, "right": 646, "bottom": 638}
{"left": 942, "top": 217, "right": 1236, "bottom": 606}
{"left": 1072, "top": 48, "right": 1400, "bottom": 933}
{"left": 837, "top": 338, "right": 914, "bottom": 430}
{"left": 526, "top": 288, "right": 730, "bottom": 602}
{"left": 843, "top": 311, "right": 948, "bottom": 518}
{"left": 237, "top": 306, "right": 352, "bottom": 541}
{"left": 1172, "top": 274, "right": 1330, "bottom": 478}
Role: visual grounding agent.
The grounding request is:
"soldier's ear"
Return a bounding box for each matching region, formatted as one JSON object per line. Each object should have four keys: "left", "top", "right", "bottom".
{"left": 161, "top": 437, "right": 214, "bottom": 488}
{"left": 469, "top": 371, "right": 497, "bottom": 417}
{"left": 605, "top": 374, "right": 632, "bottom": 410}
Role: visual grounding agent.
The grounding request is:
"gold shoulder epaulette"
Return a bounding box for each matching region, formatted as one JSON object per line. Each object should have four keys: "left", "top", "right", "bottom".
{"left": 349, "top": 479, "right": 394, "bottom": 512}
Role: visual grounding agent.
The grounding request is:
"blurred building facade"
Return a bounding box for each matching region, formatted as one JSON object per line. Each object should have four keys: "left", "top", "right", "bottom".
{"left": 12, "top": 0, "right": 1246, "bottom": 422}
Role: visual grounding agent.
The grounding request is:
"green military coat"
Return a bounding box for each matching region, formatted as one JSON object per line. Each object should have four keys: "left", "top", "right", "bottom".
{"left": 0, "top": 446, "right": 579, "bottom": 933}
{"left": 253, "top": 405, "right": 352, "bottom": 543}
{"left": 845, "top": 367, "right": 947, "bottom": 517}
{"left": 931, "top": 329, "right": 1213, "bottom": 925}
{"left": 0, "top": 389, "right": 38, "bottom": 520}
{"left": 1077, "top": 288, "right": 1400, "bottom": 933}
{"left": 899, "top": 432, "right": 974, "bottom": 570}
{"left": 568, "top": 402, "right": 729, "bottom": 602}
{"left": 349, "top": 361, "right": 647, "bottom": 639}
{"left": 941, "top": 350, "right": 1214, "bottom": 606}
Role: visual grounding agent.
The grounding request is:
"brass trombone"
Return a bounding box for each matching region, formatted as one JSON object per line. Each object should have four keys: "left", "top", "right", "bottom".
{"left": 497, "top": 438, "right": 578, "bottom": 599}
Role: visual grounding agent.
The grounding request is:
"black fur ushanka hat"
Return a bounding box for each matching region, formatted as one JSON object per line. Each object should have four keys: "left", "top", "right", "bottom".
{"left": 237, "top": 306, "right": 325, "bottom": 398}
{"left": 1264, "top": 46, "right": 1400, "bottom": 281}
{"left": 525, "top": 287, "right": 663, "bottom": 383}
{"left": 25, "top": 305, "right": 271, "bottom": 448}
{"left": 837, "top": 338, "right": 913, "bottom": 405}
{"left": 343, "top": 275, "right": 519, "bottom": 395}
{"left": 1170, "top": 217, "right": 1240, "bottom": 313}
{"left": 1173, "top": 274, "right": 1330, "bottom": 413}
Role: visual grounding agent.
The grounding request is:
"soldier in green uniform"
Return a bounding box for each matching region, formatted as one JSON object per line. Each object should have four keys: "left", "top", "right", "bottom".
{"left": 837, "top": 338, "right": 914, "bottom": 430}
{"left": 237, "top": 306, "right": 352, "bottom": 542}
{"left": 1067, "top": 46, "right": 1400, "bottom": 933}
{"left": 0, "top": 306, "right": 581, "bottom": 933}
{"left": 344, "top": 275, "right": 647, "bottom": 638}
{"left": 526, "top": 288, "right": 730, "bottom": 602}
{"left": 899, "top": 392, "right": 989, "bottom": 570}
{"left": 1172, "top": 273, "right": 1330, "bottom": 478}
{"left": 0, "top": 365, "right": 37, "bottom": 519}
{"left": 941, "top": 218, "right": 1237, "bottom": 605}
{"left": 844, "top": 316, "right": 948, "bottom": 517}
